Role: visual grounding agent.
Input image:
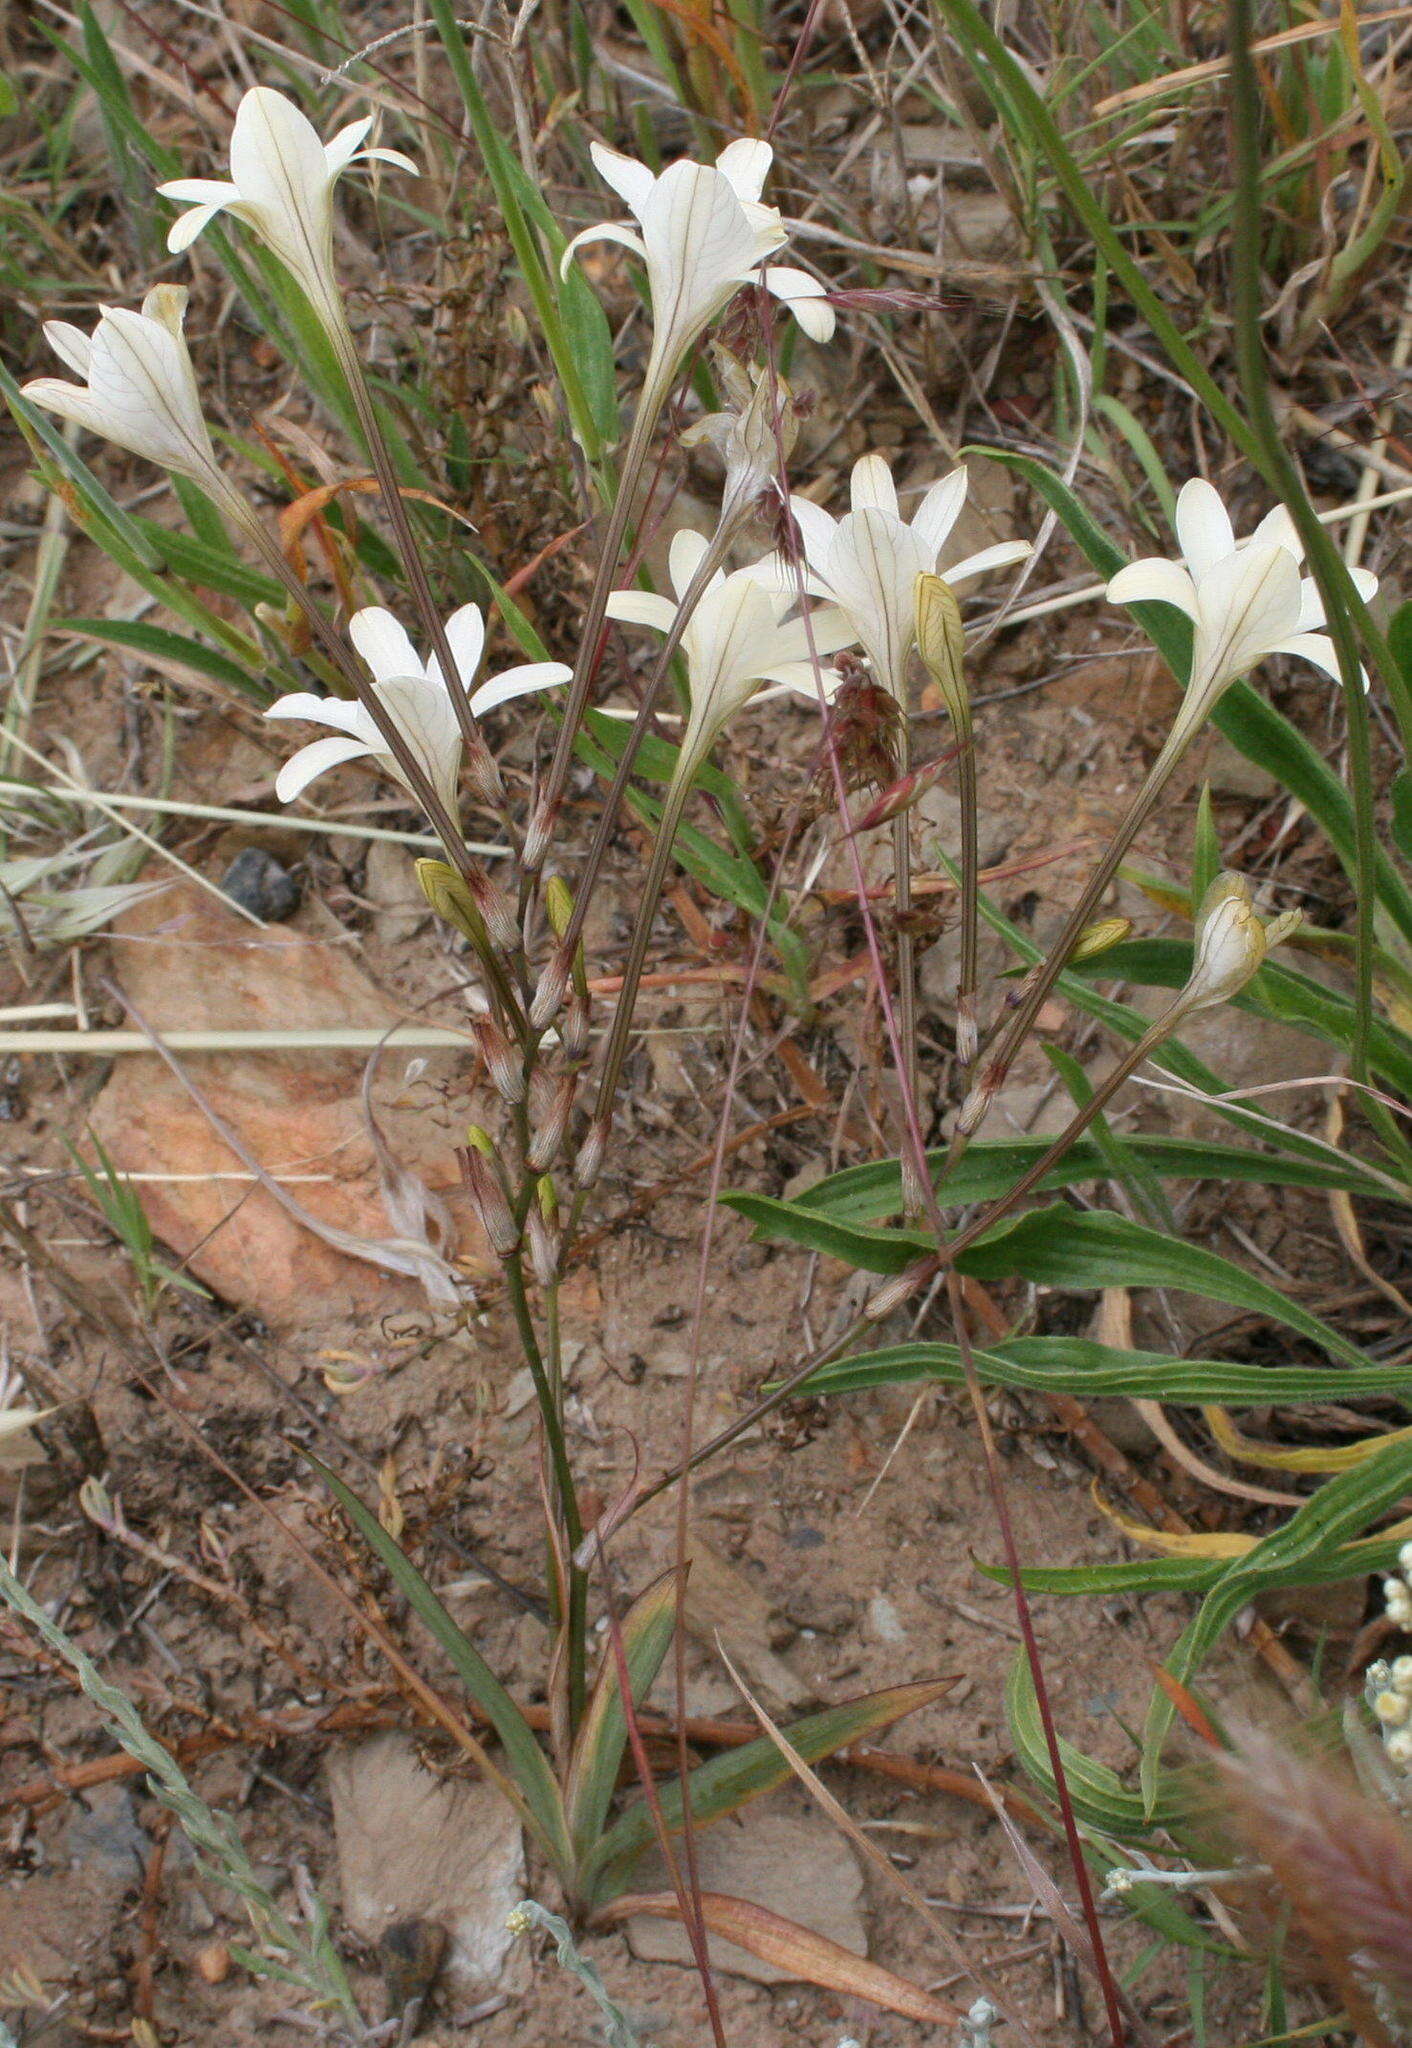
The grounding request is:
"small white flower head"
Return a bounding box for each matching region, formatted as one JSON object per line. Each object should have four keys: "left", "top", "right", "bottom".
{"left": 1386, "top": 1728, "right": 1412, "bottom": 1771}
{"left": 1374, "top": 1690, "right": 1411, "bottom": 1728}
{"left": 23, "top": 286, "right": 228, "bottom": 495}
{"left": 158, "top": 87, "right": 416, "bottom": 330}
{"left": 1106, "top": 478, "right": 1377, "bottom": 735}
{"left": 1392, "top": 1655, "right": 1412, "bottom": 1693}
{"left": 1179, "top": 871, "right": 1301, "bottom": 1016}
{"left": 605, "top": 528, "right": 855, "bottom": 786}
{"left": 1398, "top": 1540, "right": 1412, "bottom": 1576}
{"left": 561, "top": 140, "right": 832, "bottom": 415}
{"left": 772, "top": 454, "right": 1030, "bottom": 701}
{"left": 266, "top": 604, "right": 570, "bottom": 813}
{"left": 1384, "top": 1577, "right": 1412, "bottom": 1625}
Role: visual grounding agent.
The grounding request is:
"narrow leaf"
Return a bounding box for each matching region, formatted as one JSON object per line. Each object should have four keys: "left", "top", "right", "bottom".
{"left": 565, "top": 1570, "right": 678, "bottom": 1861}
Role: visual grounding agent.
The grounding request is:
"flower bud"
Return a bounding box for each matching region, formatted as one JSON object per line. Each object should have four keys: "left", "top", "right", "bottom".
{"left": 527, "top": 1072, "right": 576, "bottom": 1173}
{"left": 475, "top": 1017, "right": 524, "bottom": 1103}
{"left": 1387, "top": 1728, "right": 1412, "bottom": 1770}
{"left": 544, "top": 875, "right": 575, "bottom": 941}
{"left": 416, "top": 859, "right": 488, "bottom": 949}
{"left": 1068, "top": 918, "right": 1133, "bottom": 965}
{"left": 526, "top": 1181, "right": 561, "bottom": 1287}
{"left": 915, "top": 572, "right": 968, "bottom": 735}
{"left": 459, "top": 1142, "right": 519, "bottom": 1257}
{"left": 574, "top": 1114, "right": 610, "bottom": 1191}
{"left": 1180, "top": 873, "right": 1301, "bottom": 1016}
{"left": 530, "top": 946, "right": 573, "bottom": 1032}
{"left": 863, "top": 1259, "right": 936, "bottom": 1321}
{"left": 561, "top": 985, "right": 591, "bottom": 1063}
{"left": 524, "top": 797, "right": 560, "bottom": 874}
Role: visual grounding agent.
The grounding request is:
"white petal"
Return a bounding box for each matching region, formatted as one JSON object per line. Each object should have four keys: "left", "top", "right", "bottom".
{"left": 851, "top": 453, "right": 898, "bottom": 518}
{"left": 943, "top": 539, "right": 1032, "bottom": 586}
{"left": 274, "top": 732, "right": 372, "bottom": 801}
{"left": 265, "top": 691, "right": 376, "bottom": 740}
{"left": 668, "top": 527, "right": 712, "bottom": 597}
{"left": 560, "top": 219, "right": 647, "bottom": 279}
{"left": 715, "top": 138, "right": 773, "bottom": 204}
{"left": 824, "top": 507, "right": 928, "bottom": 692}
{"left": 86, "top": 306, "right": 215, "bottom": 480}
{"left": 376, "top": 674, "right": 463, "bottom": 810}
{"left": 359, "top": 146, "right": 418, "bottom": 175}
{"left": 469, "top": 662, "right": 573, "bottom": 715}
{"left": 20, "top": 379, "right": 113, "bottom": 441}
{"left": 349, "top": 606, "right": 424, "bottom": 686}
{"left": 761, "top": 264, "right": 834, "bottom": 341}
{"left": 1249, "top": 502, "right": 1300, "bottom": 559}
{"left": 165, "top": 198, "right": 231, "bottom": 253}
{"left": 1193, "top": 543, "right": 1303, "bottom": 688}
{"left": 910, "top": 467, "right": 969, "bottom": 558}
{"left": 1106, "top": 557, "right": 1199, "bottom": 615}
{"left": 157, "top": 177, "right": 240, "bottom": 204}
{"left": 432, "top": 603, "right": 486, "bottom": 693}
{"left": 323, "top": 116, "right": 376, "bottom": 177}
{"left": 138, "top": 283, "right": 190, "bottom": 339}
{"left": 230, "top": 88, "right": 330, "bottom": 217}
{"left": 589, "top": 141, "right": 657, "bottom": 219}
{"left": 1174, "top": 477, "right": 1235, "bottom": 578}
{"left": 1267, "top": 632, "right": 1369, "bottom": 691}
{"left": 757, "top": 660, "right": 842, "bottom": 696}
{"left": 640, "top": 161, "right": 760, "bottom": 351}
{"left": 784, "top": 494, "right": 838, "bottom": 573}
{"left": 605, "top": 590, "right": 676, "bottom": 632}
{"left": 42, "top": 320, "right": 92, "bottom": 379}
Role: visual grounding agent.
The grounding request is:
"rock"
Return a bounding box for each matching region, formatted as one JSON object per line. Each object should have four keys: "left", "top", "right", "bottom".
{"left": 680, "top": 1535, "right": 808, "bottom": 1708}
{"left": 65, "top": 1787, "right": 150, "bottom": 1884}
{"left": 1186, "top": 730, "right": 1279, "bottom": 802}
{"left": 625, "top": 1804, "right": 868, "bottom": 1985}
{"left": 327, "top": 1734, "right": 526, "bottom": 2013}
{"left": 219, "top": 846, "right": 301, "bottom": 922}
{"left": 87, "top": 880, "right": 486, "bottom": 1326}
{"left": 866, "top": 1592, "right": 907, "bottom": 1644}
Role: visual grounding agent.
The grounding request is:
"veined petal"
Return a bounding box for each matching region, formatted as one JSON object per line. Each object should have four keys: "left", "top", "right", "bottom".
{"left": 767, "top": 604, "right": 859, "bottom": 665}
{"left": 138, "top": 283, "right": 190, "bottom": 340}
{"left": 825, "top": 507, "right": 929, "bottom": 693}
{"left": 850, "top": 453, "right": 898, "bottom": 518}
{"left": 265, "top": 691, "right": 377, "bottom": 741}
{"left": 375, "top": 673, "right": 463, "bottom": 810}
{"left": 358, "top": 145, "right": 418, "bottom": 175}
{"left": 157, "top": 177, "right": 240, "bottom": 205}
{"left": 164, "top": 198, "right": 235, "bottom": 254}
{"left": 432, "top": 603, "right": 486, "bottom": 694}
{"left": 88, "top": 306, "right": 216, "bottom": 480}
{"left": 715, "top": 137, "right": 772, "bottom": 205}
{"left": 469, "top": 661, "right": 573, "bottom": 716}
{"left": 589, "top": 141, "right": 657, "bottom": 219}
{"left": 1294, "top": 565, "right": 1377, "bottom": 634}
{"left": 323, "top": 116, "right": 377, "bottom": 176}
{"left": 349, "top": 607, "right": 424, "bottom": 686}
{"left": 756, "top": 659, "right": 842, "bottom": 697}
{"left": 641, "top": 161, "right": 761, "bottom": 351}
{"left": 605, "top": 590, "right": 677, "bottom": 632}
{"left": 760, "top": 265, "right": 834, "bottom": 340}
{"left": 560, "top": 219, "right": 647, "bottom": 279}
{"left": 1193, "top": 543, "right": 1303, "bottom": 689}
{"left": 42, "top": 320, "right": 92, "bottom": 378}
{"left": 943, "top": 538, "right": 1032, "bottom": 586}
{"left": 1267, "top": 632, "right": 1368, "bottom": 690}
{"left": 784, "top": 494, "right": 838, "bottom": 573}
{"left": 274, "top": 732, "right": 372, "bottom": 802}
{"left": 1107, "top": 557, "right": 1199, "bottom": 615}
{"left": 910, "top": 467, "right": 969, "bottom": 558}
{"left": 20, "top": 379, "right": 115, "bottom": 443}
{"left": 1174, "top": 477, "right": 1235, "bottom": 578}
{"left": 668, "top": 526, "right": 713, "bottom": 597}
{"left": 1249, "top": 502, "right": 1300, "bottom": 559}
{"left": 230, "top": 87, "right": 330, "bottom": 227}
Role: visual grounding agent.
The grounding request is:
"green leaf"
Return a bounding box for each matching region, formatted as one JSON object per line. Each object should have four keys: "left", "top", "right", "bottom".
{"left": 580, "top": 1680, "right": 951, "bottom": 1905}
{"left": 797, "top": 1333, "right": 1412, "bottom": 1407}
{"left": 565, "top": 1571, "right": 678, "bottom": 1863}
{"left": 1192, "top": 782, "right": 1220, "bottom": 908}
{"left": 133, "top": 520, "right": 285, "bottom": 611}
{"left": 958, "top": 1204, "right": 1369, "bottom": 1367}
{"left": 1006, "top": 1654, "right": 1186, "bottom": 1839}
{"left": 305, "top": 1455, "right": 573, "bottom": 1879}
{"left": 776, "top": 1133, "right": 1389, "bottom": 1228}
{"left": 60, "top": 618, "right": 265, "bottom": 698}
{"left": 1041, "top": 1039, "right": 1174, "bottom": 1229}
{"left": 1140, "top": 1432, "right": 1412, "bottom": 1810}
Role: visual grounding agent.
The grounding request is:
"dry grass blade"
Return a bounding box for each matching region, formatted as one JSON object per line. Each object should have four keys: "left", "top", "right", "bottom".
{"left": 598, "top": 1889, "right": 963, "bottom": 2024}
{"left": 712, "top": 1640, "right": 1042, "bottom": 2046}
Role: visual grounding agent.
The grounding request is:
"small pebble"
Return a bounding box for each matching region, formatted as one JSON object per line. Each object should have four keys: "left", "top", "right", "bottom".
{"left": 195, "top": 1941, "right": 231, "bottom": 1985}
{"left": 219, "top": 846, "right": 300, "bottom": 921}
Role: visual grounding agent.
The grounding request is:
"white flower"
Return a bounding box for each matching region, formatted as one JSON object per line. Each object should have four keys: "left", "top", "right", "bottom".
{"left": 266, "top": 604, "right": 570, "bottom": 810}
{"left": 22, "top": 286, "right": 229, "bottom": 494}
{"left": 1106, "top": 478, "right": 1376, "bottom": 719}
{"left": 1178, "top": 871, "right": 1301, "bottom": 1015}
{"left": 605, "top": 530, "right": 854, "bottom": 783}
{"left": 773, "top": 454, "right": 1030, "bottom": 699}
{"left": 158, "top": 87, "right": 415, "bottom": 327}
{"left": 562, "top": 140, "right": 833, "bottom": 412}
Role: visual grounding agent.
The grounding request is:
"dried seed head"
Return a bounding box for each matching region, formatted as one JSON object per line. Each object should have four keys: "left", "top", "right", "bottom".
{"left": 561, "top": 985, "right": 591, "bottom": 1063}
{"left": 458, "top": 1140, "right": 519, "bottom": 1257}
{"left": 527, "top": 1072, "right": 576, "bottom": 1173}
{"left": 574, "top": 1114, "right": 610, "bottom": 1191}
{"left": 475, "top": 1016, "right": 523, "bottom": 1103}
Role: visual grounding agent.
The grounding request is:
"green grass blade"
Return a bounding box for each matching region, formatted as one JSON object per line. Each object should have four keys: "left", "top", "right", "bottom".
{"left": 564, "top": 1571, "right": 678, "bottom": 1862}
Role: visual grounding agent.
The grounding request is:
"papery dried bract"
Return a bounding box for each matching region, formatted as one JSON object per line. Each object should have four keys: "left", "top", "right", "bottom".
{"left": 1178, "top": 871, "right": 1301, "bottom": 1016}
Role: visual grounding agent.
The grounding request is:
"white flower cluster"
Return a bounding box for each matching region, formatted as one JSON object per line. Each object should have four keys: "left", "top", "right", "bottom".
{"left": 1367, "top": 1543, "right": 1412, "bottom": 1772}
